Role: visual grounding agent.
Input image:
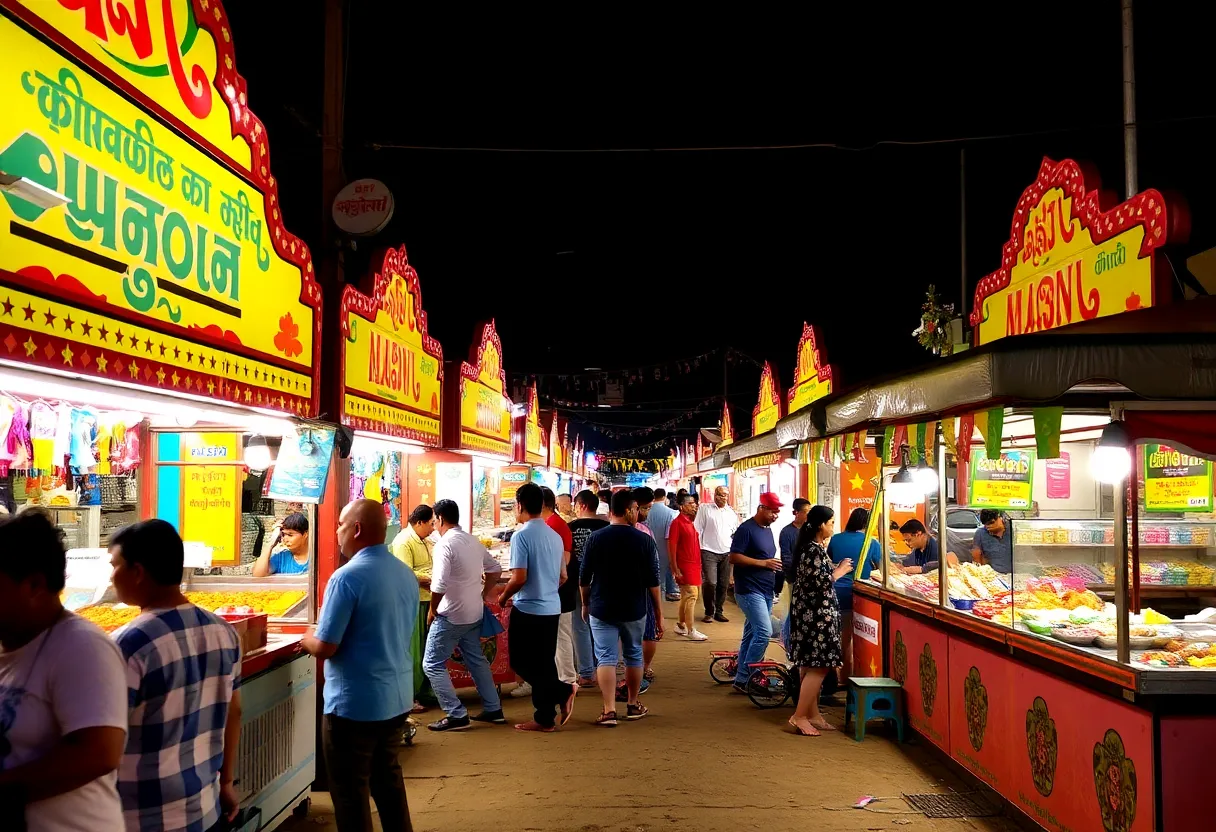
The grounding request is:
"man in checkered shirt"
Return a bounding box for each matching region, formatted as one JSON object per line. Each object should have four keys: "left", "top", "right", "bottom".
{"left": 110, "top": 520, "right": 243, "bottom": 832}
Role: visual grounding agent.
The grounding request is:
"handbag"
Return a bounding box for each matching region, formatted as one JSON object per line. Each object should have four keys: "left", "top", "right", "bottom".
{"left": 479, "top": 604, "right": 504, "bottom": 639}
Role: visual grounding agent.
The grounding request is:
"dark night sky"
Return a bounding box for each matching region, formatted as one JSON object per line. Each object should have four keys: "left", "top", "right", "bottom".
{"left": 224, "top": 3, "right": 1216, "bottom": 451}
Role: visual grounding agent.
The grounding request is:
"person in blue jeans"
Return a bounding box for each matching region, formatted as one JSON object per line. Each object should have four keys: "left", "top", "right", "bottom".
{"left": 568, "top": 490, "right": 608, "bottom": 685}
{"left": 729, "top": 492, "right": 785, "bottom": 692}
{"left": 423, "top": 499, "right": 506, "bottom": 731}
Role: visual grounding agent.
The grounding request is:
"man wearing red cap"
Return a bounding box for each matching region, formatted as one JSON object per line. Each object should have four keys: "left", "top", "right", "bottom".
{"left": 728, "top": 492, "right": 785, "bottom": 693}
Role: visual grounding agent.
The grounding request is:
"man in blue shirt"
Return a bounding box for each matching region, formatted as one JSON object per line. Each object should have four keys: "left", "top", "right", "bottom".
{"left": 971, "top": 509, "right": 1014, "bottom": 574}
{"left": 728, "top": 492, "right": 784, "bottom": 692}
{"left": 898, "top": 518, "right": 940, "bottom": 574}
{"left": 645, "top": 488, "right": 680, "bottom": 600}
{"left": 499, "top": 482, "right": 575, "bottom": 733}
{"left": 303, "top": 499, "right": 418, "bottom": 832}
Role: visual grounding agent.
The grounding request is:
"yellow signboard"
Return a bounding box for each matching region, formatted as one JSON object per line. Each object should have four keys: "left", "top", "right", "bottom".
{"left": 178, "top": 432, "right": 240, "bottom": 565}
{"left": 719, "top": 401, "right": 734, "bottom": 448}
{"left": 524, "top": 382, "right": 543, "bottom": 464}
{"left": 971, "top": 158, "right": 1177, "bottom": 346}
{"left": 12, "top": 0, "right": 254, "bottom": 174}
{"left": 456, "top": 321, "right": 512, "bottom": 456}
{"left": 751, "top": 361, "right": 783, "bottom": 437}
{"left": 0, "top": 9, "right": 319, "bottom": 415}
{"left": 341, "top": 247, "right": 442, "bottom": 444}
{"left": 549, "top": 413, "right": 565, "bottom": 471}
{"left": 788, "top": 322, "right": 834, "bottom": 412}
{"left": 1144, "top": 444, "right": 1213, "bottom": 513}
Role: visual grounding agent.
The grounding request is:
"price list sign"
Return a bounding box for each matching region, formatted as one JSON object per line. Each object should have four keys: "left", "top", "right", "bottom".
{"left": 1144, "top": 444, "right": 1213, "bottom": 513}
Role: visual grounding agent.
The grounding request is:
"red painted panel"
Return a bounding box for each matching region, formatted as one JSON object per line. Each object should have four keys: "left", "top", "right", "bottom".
{"left": 1159, "top": 715, "right": 1216, "bottom": 831}
{"left": 888, "top": 610, "right": 949, "bottom": 751}
{"left": 948, "top": 638, "right": 1015, "bottom": 794}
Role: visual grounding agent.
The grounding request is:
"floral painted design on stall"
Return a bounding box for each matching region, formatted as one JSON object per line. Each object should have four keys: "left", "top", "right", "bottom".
{"left": 1025, "top": 696, "right": 1058, "bottom": 797}
{"left": 892, "top": 631, "right": 907, "bottom": 683}
{"left": 963, "top": 666, "right": 988, "bottom": 751}
{"left": 918, "top": 643, "right": 939, "bottom": 716}
{"left": 1093, "top": 729, "right": 1137, "bottom": 832}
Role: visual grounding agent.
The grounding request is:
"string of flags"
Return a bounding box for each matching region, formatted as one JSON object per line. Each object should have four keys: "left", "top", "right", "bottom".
{"left": 598, "top": 457, "right": 664, "bottom": 474}
{"left": 571, "top": 398, "right": 719, "bottom": 439}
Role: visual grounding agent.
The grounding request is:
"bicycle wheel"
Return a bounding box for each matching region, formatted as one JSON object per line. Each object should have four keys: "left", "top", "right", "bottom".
{"left": 747, "top": 667, "right": 791, "bottom": 709}
{"left": 709, "top": 656, "right": 737, "bottom": 685}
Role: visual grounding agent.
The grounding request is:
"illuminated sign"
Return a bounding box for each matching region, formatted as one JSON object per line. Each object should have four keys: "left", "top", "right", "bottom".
{"left": 751, "top": 361, "right": 783, "bottom": 437}
{"left": 523, "top": 382, "right": 543, "bottom": 464}
{"left": 719, "top": 400, "right": 735, "bottom": 447}
{"left": 452, "top": 320, "right": 511, "bottom": 456}
{"left": 0, "top": 1, "right": 319, "bottom": 415}
{"left": 970, "top": 158, "right": 1183, "bottom": 346}
{"left": 787, "top": 322, "right": 834, "bottom": 412}
{"left": 341, "top": 246, "right": 442, "bottom": 444}
{"left": 1144, "top": 444, "right": 1212, "bottom": 513}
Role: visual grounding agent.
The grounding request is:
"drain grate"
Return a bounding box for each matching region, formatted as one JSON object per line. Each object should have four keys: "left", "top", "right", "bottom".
{"left": 902, "top": 791, "right": 1002, "bottom": 818}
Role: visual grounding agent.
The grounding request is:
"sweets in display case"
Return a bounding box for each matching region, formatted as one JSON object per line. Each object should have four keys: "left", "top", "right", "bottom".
{"left": 185, "top": 590, "right": 306, "bottom": 618}
{"left": 78, "top": 603, "right": 141, "bottom": 633}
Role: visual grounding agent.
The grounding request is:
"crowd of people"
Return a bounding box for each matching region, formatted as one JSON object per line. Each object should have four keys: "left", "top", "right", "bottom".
{"left": 0, "top": 473, "right": 999, "bottom": 831}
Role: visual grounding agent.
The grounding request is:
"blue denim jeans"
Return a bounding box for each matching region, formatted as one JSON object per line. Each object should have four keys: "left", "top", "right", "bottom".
{"left": 589, "top": 615, "right": 646, "bottom": 668}
{"left": 734, "top": 592, "right": 774, "bottom": 686}
{"left": 423, "top": 613, "right": 501, "bottom": 719}
{"left": 571, "top": 591, "right": 595, "bottom": 679}
{"left": 661, "top": 557, "right": 679, "bottom": 596}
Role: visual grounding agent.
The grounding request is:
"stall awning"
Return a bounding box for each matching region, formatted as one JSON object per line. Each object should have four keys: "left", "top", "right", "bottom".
{"left": 776, "top": 407, "right": 819, "bottom": 446}
{"left": 821, "top": 329, "right": 1216, "bottom": 437}
{"left": 698, "top": 451, "right": 731, "bottom": 474}
{"left": 726, "top": 430, "right": 782, "bottom": 463}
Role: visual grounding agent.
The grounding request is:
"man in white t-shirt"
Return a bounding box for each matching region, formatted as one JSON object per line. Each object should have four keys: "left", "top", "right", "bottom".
{"left": 0, "top": 509, "right": 127, "bottom": 830}
{"left": 422, "top": 499, "right": 505, "bottom": 732}
{"left": 695, "top": 486, "right": 740, "bottom": 623}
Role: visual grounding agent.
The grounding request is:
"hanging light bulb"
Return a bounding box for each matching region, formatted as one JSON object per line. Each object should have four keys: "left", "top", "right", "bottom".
{"left": 914, "top": 461, "right": 940, "bottom": 494}
{"left": 887, "top": 454, "right": 921, "bottom": 506}
{"left": 1092, "top": 420, "right": 1131, "bottom": 485}
{"left": 245, "top": 434, "right": 273, "bottom": 471}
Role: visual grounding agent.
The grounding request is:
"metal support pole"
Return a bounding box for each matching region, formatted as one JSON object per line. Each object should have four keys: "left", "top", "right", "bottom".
{"left": 1122, "top": 0, "right": 1138, "bottom": 197}
{"left": 1113, "top": 405, "right": 1130, "bottom": 664}
{"left": 937, "top": 430, "right": 949, "bottom": 610}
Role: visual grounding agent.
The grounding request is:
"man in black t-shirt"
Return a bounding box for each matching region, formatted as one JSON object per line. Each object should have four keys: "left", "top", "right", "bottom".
{"left": 568, "top": 490, "right": 608, "bottom": 687}
{"left": 580, "top": 490, "right": 662, "bottom": 726}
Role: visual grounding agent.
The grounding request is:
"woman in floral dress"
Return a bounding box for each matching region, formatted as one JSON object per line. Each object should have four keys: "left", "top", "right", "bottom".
{"left": 787, "top": 505, "right": 855, "bottom": 736}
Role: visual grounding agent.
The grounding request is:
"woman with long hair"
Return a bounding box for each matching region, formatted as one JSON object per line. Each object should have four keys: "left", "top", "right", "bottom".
{"left": 827, "top": 507, "right": 882, "bottom": 685}
{"left": 786, "top": 505, "right": 855, "bottom": 736}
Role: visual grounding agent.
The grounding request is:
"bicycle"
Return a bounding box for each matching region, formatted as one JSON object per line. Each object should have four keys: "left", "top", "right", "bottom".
{"left": 708, "top": 651, "right": 738, "bottom": 684}
{"left": 745, "top": 651, "right": 839, "bottom": 709}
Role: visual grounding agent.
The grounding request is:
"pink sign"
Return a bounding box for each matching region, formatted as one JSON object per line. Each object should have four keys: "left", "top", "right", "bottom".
{"left": 1045, "top": 452, "right": 1071, "bottom": 500}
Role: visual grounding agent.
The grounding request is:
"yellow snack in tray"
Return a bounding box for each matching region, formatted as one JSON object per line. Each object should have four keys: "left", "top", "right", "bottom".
{"left": 185, "top": 590, "right": 306, "bottom": 617}
{"left": 78, "top": 604, "right": 141, "bottom": 633}
{"left": 1142, "top": 608, "right": 1171, "bottom": 625}
{"left": 1186, "top": 655, "right": 1216, "bottom": 668}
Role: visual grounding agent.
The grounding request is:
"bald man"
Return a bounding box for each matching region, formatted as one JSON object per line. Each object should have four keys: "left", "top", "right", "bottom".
{"left": 304, "top": 499, "right": 419, "bottom": 831}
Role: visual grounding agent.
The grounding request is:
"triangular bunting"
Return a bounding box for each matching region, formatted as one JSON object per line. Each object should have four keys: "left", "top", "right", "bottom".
{"left": 942, "top": 417, "right": 958, "bottom": 460}
{"left": 985, "top": 408, "right": 1004, "bottom": 460}
{"left": 882, "top": 425, "right": 895, "bottom": 465}
{"left": 1034, "top": 407, "right": 1064, "bottom": 459}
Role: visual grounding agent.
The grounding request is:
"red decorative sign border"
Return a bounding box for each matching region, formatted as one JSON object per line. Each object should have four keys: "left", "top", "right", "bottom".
{"left": 720, "top": 400, "right": 735, "bottom": 446}
{"left": 787, "top": 321, "right": 834, "bottom": 407}
{"left": 751, "top": 360, "right": 783, "bottom": 437}
{"left": 969, "top": 157, "right": 1185, "bottom": 328}
{"left": 339, "top": 246, "right": 443, "bottom": 443}
{"left": 1, "top": 0, "right": 324, "bottom": 417}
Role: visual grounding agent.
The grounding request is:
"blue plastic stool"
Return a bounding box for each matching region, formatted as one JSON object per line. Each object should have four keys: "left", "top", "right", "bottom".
{"left": 844, "top": 677, "right": 905, "bottom": 743}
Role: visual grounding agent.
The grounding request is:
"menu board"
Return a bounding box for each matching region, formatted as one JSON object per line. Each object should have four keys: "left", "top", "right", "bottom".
{"left": 970, "top": 449, "right": 1035, "bottom": 510}
{"left": 1144, "top": 444, "right": 1213, "bottom": 513}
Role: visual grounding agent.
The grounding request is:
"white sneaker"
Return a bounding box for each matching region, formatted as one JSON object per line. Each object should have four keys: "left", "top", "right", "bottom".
{"left": 674, "top": 623, "right": 689, "bottom": 636}
{"left": 510, "top": 682, "right": 533, "bottom": 698}
{"left": 687, "top": 629, "right": 709, "bottom": 641}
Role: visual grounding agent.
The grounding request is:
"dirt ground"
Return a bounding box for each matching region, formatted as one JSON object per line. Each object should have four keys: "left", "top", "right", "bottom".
{"left": 280, "top": 599, "right": 1021, "bottom": 832}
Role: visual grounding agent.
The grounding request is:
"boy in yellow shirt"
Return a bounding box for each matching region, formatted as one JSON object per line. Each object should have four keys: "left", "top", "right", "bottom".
{"left": 392, "top": 504, "right": 436, "bottom": 711}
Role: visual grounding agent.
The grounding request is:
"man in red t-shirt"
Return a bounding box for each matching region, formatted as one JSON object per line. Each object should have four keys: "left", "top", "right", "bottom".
{"left": 541, "top": 487, "right": 577, "bottom": 685}
{"left": 667, "top": 493, "right": 708, "bottom": 641}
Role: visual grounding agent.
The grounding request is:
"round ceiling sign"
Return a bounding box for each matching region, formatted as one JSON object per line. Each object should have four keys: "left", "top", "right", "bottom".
{"left": 331, "top": 178, "right": 394, "bottom": 236}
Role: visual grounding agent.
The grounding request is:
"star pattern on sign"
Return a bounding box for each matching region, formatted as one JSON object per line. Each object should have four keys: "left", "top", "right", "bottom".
{"left": 43, "top": 308, "right": 56, "bottom": 326}
{"left": 23, "top": 337, "right": 36, "bottom": 357}
{"left": 1, "top": 297, "right": 12, "bottom": 316}
{"left": 128, "top": 360, "right": 139, "bottom": 378}
{"left": 61, "top": 345, "right": 73, "bottom": 365}
{"left": 159, "top": 342, "right": 167, "bottom": 356}
{"left": 98, "top": 324, "right": 109, "bottom": 341}
{"left": 81, "top": 320, "right": 92, "bottom": 336}
{"left": 209, "top": 356, "right": 216, "bottom": 369}
{"left": 22, "top": 304, "right": 34, "bottom": 321}
{"left": 115, "top": 328, "right": 124, "bottom": 343}
{"left": 96, "top": 353, "right": 108, "bottom": 373}
{"left": 156, "top": 368, "right": 166, "bottom": 384}
{"left": 184, "top": 375, "right": 192, "bottom": 390}
{"left": 171, "top": 371, "right": 180, "bottom": 387}
{"left": 128, "top": 334, "right": 138, "bottom": 348}
{"left": 243, "top": 365, "right": 249, "bottom": 377}
{"left": 244, "top": 389, "right": 252, "bottom": 403}
{"left": 850, "top": 473, "right": 864, "bottom": 491}
{"left": 186, "top": 351, "right": 193, "bottom": 363}
{"left": 62, "top": 315, "right": 74, "bottom": 333}
{"left": 144, "top": 338, "right": 153, "bottom": 353}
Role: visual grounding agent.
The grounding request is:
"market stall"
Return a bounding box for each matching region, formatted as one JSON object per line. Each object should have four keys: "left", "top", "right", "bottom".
{"left": 339, "top": 245, "right": 444, "bottom": 539}
{"left": 0, "top": 1, "right": 326, "bottom": 825}
{"left": 804, "top": 158, "right": 1211, "bottom": 831}
{"left": 727, "top": 362, "right": 797, "bottom": 533}
{"left": 696, "top": 401, "right": 735, "bottom": 499}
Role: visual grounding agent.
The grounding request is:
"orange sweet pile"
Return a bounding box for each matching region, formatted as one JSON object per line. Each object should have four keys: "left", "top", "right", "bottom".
{"left": 185, "top": 590, "right": 306, "bottom": 617}
{"left": 77, "top": 604, "right": 141, "bottom": 633}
